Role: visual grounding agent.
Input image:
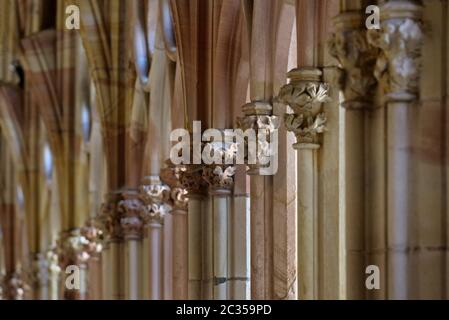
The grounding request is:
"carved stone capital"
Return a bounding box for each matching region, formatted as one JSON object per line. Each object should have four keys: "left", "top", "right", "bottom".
{"left": 179, "top": 164, "right": 207, "bottom": 196}
{"left": 203, "top": 131, "right": 239, "bottom": 165}
{"left": 169, "top": 187, "right": 188, "bottom": 213}
{"left": 140, "top": 176, "right": 171, "bottom": 225}
{"left": 161, "top": 161, "right": 188, "bottom": 212}
{"left": 238, "top": 109, "right": 280, "bottom": 132}
{"left": 80, "top": 219, "right": 103, "bottom": 255}
{"left": 58, "top": 228, "right": 91, "bottom": 268}
{"left": 140, "top": 176, "right": 171, "bottom": 204}
{"left": 99, "top": 191, "right": 124, "bottom": 242}
{"left": 160, "top": 160, "right": 184, "bottom": 188}
{"left": 237, "top": 107, "right": 280, "bottom": 175}
{"left": 278, "top": 67, "right": 330, "bottom": 147}
{"left": 118, "top": 191, "right": 144, "bottom": 240}
{"left": 202, "top": 165, "right": 236, "bottom": 196}
{"left": 329, "top": 11, "right": 378, "bottom": 109}
{"left": 367, "top": 1, "right": 423, "bottom": 102}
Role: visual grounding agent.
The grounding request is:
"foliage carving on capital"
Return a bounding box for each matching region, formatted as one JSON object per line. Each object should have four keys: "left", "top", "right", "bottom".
{"left": 170, "top": 187, "right": 188, "bottom": 211}
{"left": 179, "top": 165, "right": 207, "bottom": 196}
{"left": 99, "top": 193, "right": 123, "bottom": 241}
{"left": 118, "top": 195, "right": 144, "bottom": 240}
{"left": 81, "top": 219, "right": 103, "bottom": 254}
{"left": 58, "top": 229, "right": 91, "bottom": 267}
{"left": 202, "top": 165, "right": 236, "bottom": 195}
{"left": 140, "top": 176, "right": 171, "bottom": 225}
{"left": 237, "top": 112, "right": 280, "bottom": 174}
{"left": 328, "top": 12, "right": 378, "bottom": 109}
{"left": 284, "top": 112, "right": 327, "bottom": 145}
{"left": 367, "top": 1, "right": 423, "bottom": 101}
{"left": 277, "top": 68, "right": 330, "bottom": 146}
{"left": 161, "top": 162, "right": 188, "bottom": 211}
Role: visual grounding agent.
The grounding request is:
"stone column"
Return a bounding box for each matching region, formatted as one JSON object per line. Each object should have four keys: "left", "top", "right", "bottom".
{"left": 278, "top": 67, "right": 330, "bottom": 299}
{"left": 237, "top": 103, "right": 280, "bottom": 300}
{"left": 201, "top": 137, "right": 237, "bottom": 300}
{"left": 329, "top": 7, "right": 378, "bottom": 299}
{"left": 368, "top": 0, "right": 423, "bottom": 300}
{"left": 140, "top": 176, "right": 171, "bottom": 300}
{"left": 179, "top": 165, "right": 207, "bottom": 300}
{"left": 202, "top": 164, "right": 235, "bottom": 300}
{"left": 119, "top": 191, "right": 144, "bottom": 300}
{"left": 161, "top": 162, "right": 188, "bottom": 300}
{"left": 99, "top": 191, "right": 126, "bottom": 300}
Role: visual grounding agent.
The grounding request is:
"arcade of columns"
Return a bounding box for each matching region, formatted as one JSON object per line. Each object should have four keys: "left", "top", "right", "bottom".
{"left": 0, "top": 0, "right": 448, "bottom": 300}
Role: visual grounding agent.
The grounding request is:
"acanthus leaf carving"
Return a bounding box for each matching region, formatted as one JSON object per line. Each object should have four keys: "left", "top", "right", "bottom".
{"left": 328, "top": 12, "right": 378, "bottom": 109}
{"left": 118, "top": 194, "right": 144, "bottom": 240}
{"left": 57, "top": 229, "right": 91, "bottom": 268}
{"left": 202, "top": 165, "right": 236, "bottom": 195}
{"left": 237, "top": 109, "right": 280, "bottom": 175}
{"left": 140, "top": 176, "right": 171, "bottom": 225}
{"left": 161, "top": 161, "right": 188, "bottom": 211}
{"left": 80, "top": 219, "right": 103, "bottom": 255}
{"left": 98, "top": 192, "right": 123, "bottom": 242}
{"left": 179, "top": 164, "right": 207, "bottom": 196}
{"left": 170, "top": 187, "right": 188, "bottom": 211}
{"left": 367, "top": 1, "right": 423, "bottom": 102}
{"left": 277, "top": 67, "right": 330, "bottom": 146}
{"left": 284, "top": 112, "right": 327, "bottom": 145}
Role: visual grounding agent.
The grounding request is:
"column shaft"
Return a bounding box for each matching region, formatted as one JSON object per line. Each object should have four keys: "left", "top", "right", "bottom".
{"left": 297, "top": 146, "right": 319, "bottom": 299}
{"left": 188, "top": 197, "right": 203, "bottom": 299}
{"left": 148, "top": 224, "right": 163, "bottom": 299}
{"left": 213, "top": 196, "right": 229, "bottom": 300}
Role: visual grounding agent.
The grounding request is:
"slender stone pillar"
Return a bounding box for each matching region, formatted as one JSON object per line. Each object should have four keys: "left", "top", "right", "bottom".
{"left": 368, "top": 0, "right": 423, "bottom": 299}
{"left": 200, "top": 136, "right": 237, "bottom": 300}
{"left": 237, "top": 102, "right": 280, "bottom": 299}
{"left": 202, "top": 164, "right": 235, "bottom": 300}
{"left": 228, "top": 172, "right": 251, "bottom": 300}
{"left": 161, "top": 162, "right": 188, "bottom": 300}
{"left": 140, "top": 176, "right": 171, "bottom": 300}
{"left": 100, "top": 191, "right": 126, "bottom": 300}
{"left": 119, "top": 191, "right": 143, "bottom": 300}
{"left": 178, "top": 165, "right": 206, "bottom": 300}
{"left": 278, "top": 67, "right": 330, "bottom": 299}
{"left": 329, "top": 8, "right": 378, "bottom": 299}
